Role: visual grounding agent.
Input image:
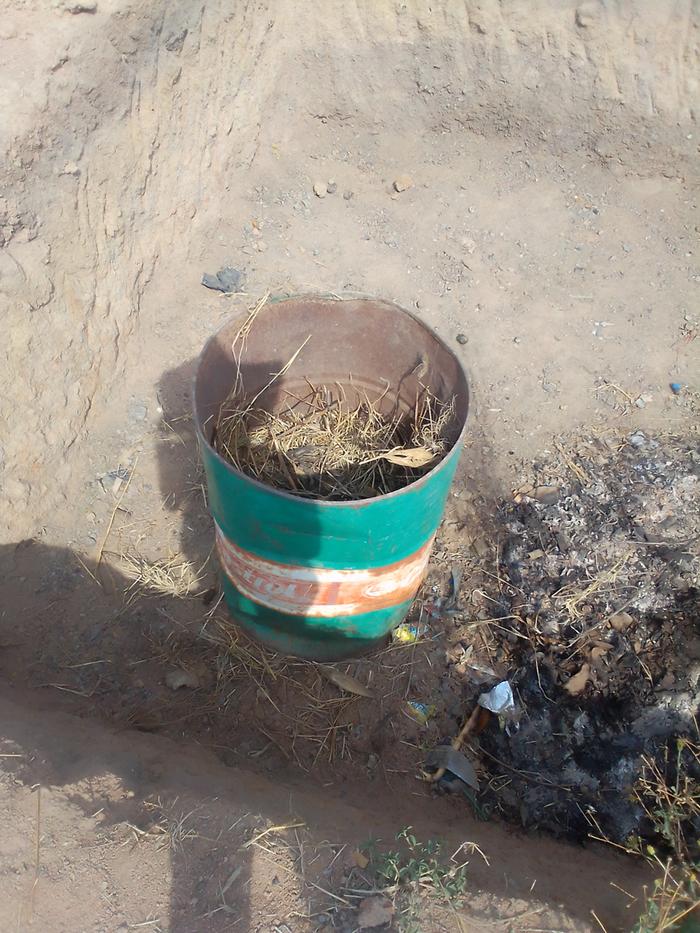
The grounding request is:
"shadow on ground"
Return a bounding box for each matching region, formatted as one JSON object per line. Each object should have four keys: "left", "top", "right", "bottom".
{"left": 0, "top": 355, "right": 661, "bottom": 930}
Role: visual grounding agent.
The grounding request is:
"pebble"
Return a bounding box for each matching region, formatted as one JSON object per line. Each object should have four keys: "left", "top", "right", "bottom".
{"left": 165, "top": 669, "right": 200, "bottom": 690}
{"left": 343, "top": 190, "right": 354, "bottom": 200}
{"left": 313, "top": 181, "right": 327, "bottom": 198}
{"left": 393, "top": 174, "right": 414, "bottom": 192}
{"left": 128, "top": 399, "right": 148, "bottom": 422}
{"left": 327, "top": 180, "right": 337, "bottom": 194}
{"left": 461, "top": 236, "right": 476, "bottom": 254}
{"left": 64, "top": 1, "right": 97, "bottom": 12}
{"left": 456, "top": 333, "right": 468, "bottom": 345}
{"left": 629, "top": 431, "right": 647, "bottom": 448}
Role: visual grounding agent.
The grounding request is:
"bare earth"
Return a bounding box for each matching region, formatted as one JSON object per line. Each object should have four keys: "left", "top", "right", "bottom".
{"left": 0, "top": 0, "right": 698, "bottom": 930}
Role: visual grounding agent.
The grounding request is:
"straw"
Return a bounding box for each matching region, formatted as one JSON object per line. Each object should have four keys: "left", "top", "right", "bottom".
{"left": 215, "top": 381, "right": 455, "bottom": 501}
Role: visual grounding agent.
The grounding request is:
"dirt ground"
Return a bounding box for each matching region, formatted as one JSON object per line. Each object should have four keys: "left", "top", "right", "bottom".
{"left": 1, "top": 0, "right": 699, "bottom": 930}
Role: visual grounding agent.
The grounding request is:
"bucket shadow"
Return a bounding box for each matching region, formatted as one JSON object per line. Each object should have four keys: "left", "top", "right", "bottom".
{"left": 0, "top": 537, "right": 260, "bottom": 932}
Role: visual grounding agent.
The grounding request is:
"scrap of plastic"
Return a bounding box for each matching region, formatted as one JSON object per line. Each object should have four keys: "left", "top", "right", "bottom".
{"left": 392, "top": 622, "right": 428, "bottom": 644}
{"left": 478, "top": 681, "right": 515, "bottom": 714}
{"left": 406, "top": 700, "right": 435, "bottom": 725}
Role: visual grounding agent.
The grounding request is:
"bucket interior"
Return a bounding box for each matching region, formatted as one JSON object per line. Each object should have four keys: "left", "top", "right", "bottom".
{"left": 194, "top": 297, "right": 469, "bottom": 478}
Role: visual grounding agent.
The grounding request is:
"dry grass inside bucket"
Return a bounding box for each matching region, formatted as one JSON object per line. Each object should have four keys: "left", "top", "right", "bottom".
{"left": 212, "top": 299, "right": 456, "bottom": 501}
{"left": 215, "top": 382, "right": 455, "bottom": 500}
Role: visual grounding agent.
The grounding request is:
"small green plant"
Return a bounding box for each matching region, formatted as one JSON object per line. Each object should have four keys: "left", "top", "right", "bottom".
{"left": 361, "top": 827, "right": 480, "bottom": 930}
{"left": 630, "top": 740, "right": 700, "bottom": 933}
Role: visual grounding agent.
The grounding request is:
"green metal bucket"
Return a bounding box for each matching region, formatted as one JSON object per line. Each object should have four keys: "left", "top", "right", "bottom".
{"left": 194, "top": 296, "right": 469, "bottom": 660}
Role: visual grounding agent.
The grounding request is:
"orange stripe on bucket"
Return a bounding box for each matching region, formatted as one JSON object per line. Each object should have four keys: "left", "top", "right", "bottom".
{"left": 215, "top": 524, "right": 433, "bottom": 618}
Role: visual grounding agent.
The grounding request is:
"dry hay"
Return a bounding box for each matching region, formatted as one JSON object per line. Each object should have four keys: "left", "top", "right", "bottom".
{"left": 216, "top": 381, "right": 455, "bottom": 500}
{"left": 120, "top": 552, "right": 203, "bottom": 600}
{"left": 212, "top": 295, "right": 456, "bottom": 500}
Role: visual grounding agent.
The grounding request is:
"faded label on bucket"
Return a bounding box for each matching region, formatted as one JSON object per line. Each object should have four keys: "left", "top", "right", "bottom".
{"left": 215, "top": 524, "right": 433, "bottom": 618}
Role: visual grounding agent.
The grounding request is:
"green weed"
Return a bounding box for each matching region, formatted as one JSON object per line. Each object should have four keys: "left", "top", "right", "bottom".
{"left": 630, "top": 740, "right": 700, "bottom": 933}
{"left": 361, "top": 827, "right": 483, "bottom": 931}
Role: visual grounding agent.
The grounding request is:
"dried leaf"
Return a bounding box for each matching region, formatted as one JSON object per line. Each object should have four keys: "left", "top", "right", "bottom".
{"left": 318, "top": 665, "right": 374, "bottom": 698}
{"left": 358, "top": 896, "right": 394, "bottom": 929}
{"left": 382, "top": 446, "right": 436, "bottom": 467}
{"left": 590, "top": 645, "right": 610, "bottom": 666}
{"left": 352, "top": 849, "right": 369, "bottom": 869}
{"left": 564, "top": 663, "right": 591, "bottom": 695}
{"left": 610, "top": 611, "right": 634, "bottom": 632}
{"left": 513, "top": 482, "right": 535, "bottom": 502}
{"left": 533, "top": 485, "right": 561, "bottom": 505}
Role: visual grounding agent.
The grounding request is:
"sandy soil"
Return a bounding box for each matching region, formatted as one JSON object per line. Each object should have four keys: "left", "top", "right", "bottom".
{"left": 1, "top": 0, "right": 699, "bottom": 930}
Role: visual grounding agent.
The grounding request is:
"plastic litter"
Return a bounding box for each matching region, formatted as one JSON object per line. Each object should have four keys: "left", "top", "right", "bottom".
{"left": 478, "top": 681, "right": 515, "bottom": 714}
{"left": 406, "top": 700, "right": 435, "bottom": 725}
{"left": 670, "top": 382, "right": 683, "bottom": 395}
{"left": 392, "top": 622, "right": 429, "bottom": 644}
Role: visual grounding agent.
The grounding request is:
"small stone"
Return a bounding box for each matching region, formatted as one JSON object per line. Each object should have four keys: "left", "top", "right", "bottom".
{"left": 61, "top": 162, "right": 80, "bottom": 176}
{"left": 128, "top": 399, "right": 148, "bottom": 422}
{"left": 456, "top": 333, "right": 468, "bottom": 345}
{"left": 358, "top": 896, "right": 394, "bottom": 929}
{"left": 327, "top": 180, "right": 337, "bottom": 194}
{"left": 393, "top": 174, "right": 414, "bottom": 192}
{"left": 343, "top": 190, "right": 354, "bottom": 200}
{"left": 634, "top": 396, "right": 646, "bottom": 409}
{"left": 64, "top": 1, "right": 97, "bottom": 12}
{"left": 164, "top": 28, "right": 188, "bottom": 53}
{"left": 461, "top": 236, "right": 476, "bottom": 253}
{"left": 165, "top": 669, "right": 200, "bottom": 691}
{"left": 629, "top": 431, "right": 647, "bottom": 448}
{"left": 313, "top": 181, "right": 327, "bottom": 198}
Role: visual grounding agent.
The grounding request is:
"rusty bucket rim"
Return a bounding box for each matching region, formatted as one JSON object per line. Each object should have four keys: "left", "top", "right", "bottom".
{"left": 193, "top": 293, "right": 470, "bottom": 510}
